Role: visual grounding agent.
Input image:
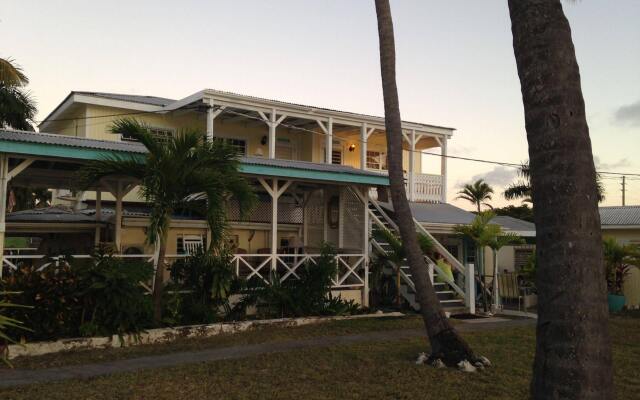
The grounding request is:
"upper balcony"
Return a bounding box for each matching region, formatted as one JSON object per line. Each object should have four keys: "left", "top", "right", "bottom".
{"left": 39, "top": 89, "right": 453, "bottom": 203}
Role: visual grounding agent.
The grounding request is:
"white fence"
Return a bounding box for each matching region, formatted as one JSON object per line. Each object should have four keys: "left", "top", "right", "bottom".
{"left": 369, "top": 172, "right": 443, "bottom": 203}
{"left": 1, "top": 252, "right": 367, "bottom": 290}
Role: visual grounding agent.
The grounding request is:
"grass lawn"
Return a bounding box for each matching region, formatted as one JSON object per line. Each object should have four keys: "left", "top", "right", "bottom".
{"left": 1, "top": 316, "right": 638, "bottom": 400}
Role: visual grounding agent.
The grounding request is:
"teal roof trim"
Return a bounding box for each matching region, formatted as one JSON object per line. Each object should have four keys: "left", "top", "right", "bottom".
{"left": 0, "top": 139, "right": 146, "bottom": 162}
{"left": 0, "top": 134, "right": 388, "bottom": 186}
{"left": 239, "top": 164, "right": 389, "bottom": 186}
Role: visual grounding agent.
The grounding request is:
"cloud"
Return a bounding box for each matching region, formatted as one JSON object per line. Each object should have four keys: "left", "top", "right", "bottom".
{"left": 614, "top": 100, "right": 640, "bottom": 126}
{"left": 593, "top": 156, "right": 631, "bottom": 171}
{"left": 457, "top": 166, "right": 518, "bottom": 188}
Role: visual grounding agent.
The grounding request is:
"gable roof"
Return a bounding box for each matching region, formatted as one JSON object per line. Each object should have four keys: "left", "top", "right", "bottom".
{"left": 73, "top": 91, "right": 176, "bottom": 107}
{"left": 599, "top": 206, "right": 640, "bottom": 227}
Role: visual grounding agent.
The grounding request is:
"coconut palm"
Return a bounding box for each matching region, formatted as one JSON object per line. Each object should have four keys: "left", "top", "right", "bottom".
{"left": 504, "top": 162, "right": 605, "bottom": 204}
{"left": 457, "top": 179, "right": 494, "bottom": 213}
{"left": 374, "top": 0, "right": 479, "bottom": 367}
{"left": 0, "top": 58, "right": 36, "bottom": 131}
{"left": 602, "top": 238, "right": 639, "bottom": 295}
{"left": 77, "top": 118, "right": 255, "bottom": 324}
{"left": 508, "top": 1, "right": 613, "bottom": 397}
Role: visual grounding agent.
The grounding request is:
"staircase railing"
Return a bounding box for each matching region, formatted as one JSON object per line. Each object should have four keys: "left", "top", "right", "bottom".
{"left": 368, "top": 198, "right": 466, "bottom": 301}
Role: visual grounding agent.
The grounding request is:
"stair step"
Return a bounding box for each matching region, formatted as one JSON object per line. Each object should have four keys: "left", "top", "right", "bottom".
{"left": 440, "top": 299, "right": 464, "bottom": 304}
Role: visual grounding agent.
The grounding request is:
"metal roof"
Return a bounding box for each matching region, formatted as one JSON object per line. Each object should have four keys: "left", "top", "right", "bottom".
{"left": 599, "top": 206, "right": 640, "bottom": 226}
{"left": 0, "top": 129, "right": 147, "bottom": 154}
{"left": 491, "top": 216, "right": 536, "bottom": 235}
{"left": 74, "top": 91, "right": 176, "bottom": 107}
{"left": 239, "top": 156, "right": 387, "bottom": 178}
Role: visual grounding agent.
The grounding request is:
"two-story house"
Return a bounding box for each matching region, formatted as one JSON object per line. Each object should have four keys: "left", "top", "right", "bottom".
{"left": 0, "top": 89, "right": 469, "bottom": 308}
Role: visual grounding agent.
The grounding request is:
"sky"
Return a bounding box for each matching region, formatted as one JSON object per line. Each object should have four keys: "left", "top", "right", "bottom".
{"left": 1, "top": 0, "right": 639, "bottom": 210}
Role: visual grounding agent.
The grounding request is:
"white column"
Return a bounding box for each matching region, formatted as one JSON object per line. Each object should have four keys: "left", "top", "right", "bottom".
{"left": 409, "top": 129, "right": 416, "bottom": 202}
{"left": 325, "top": 117, "right": 333, "bottom": 164}
{"left": 360, "top": 123, "right": 367, "bottom": 170}
{"left": 114, "top": 181, "right": 123, "bottom": 253}
{"left": 271, "top": 179, "right": 278, "bottom": 270}
{"left": 338, "top": 188, "right": 344, "bottom": 248}
{"left": 0, "top": 154, "right": 8, "bottom": 278}
{"left": 362, "top": 187, "right": 370, "bottom": 307}
{"left": 206, "top": 106, "right": 214, "bottom": 142}
{"left": 441, "top": 136, "right": 448, "bottom": 203}
{"left": 492, "top": 252, "right": 500, "bottom": 312}
{"left": 94, "top": 190, "right": 102, "bottom": 246}
{"left": 466, "top": 263, "right": 476, "bottom": 315}
{"left": 269, "top": 109, "right": 277, "bottom": 159}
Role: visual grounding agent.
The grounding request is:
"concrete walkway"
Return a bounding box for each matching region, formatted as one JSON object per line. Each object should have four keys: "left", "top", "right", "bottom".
{"left": 0, "top": 318, "right": 534, "bottom": 388}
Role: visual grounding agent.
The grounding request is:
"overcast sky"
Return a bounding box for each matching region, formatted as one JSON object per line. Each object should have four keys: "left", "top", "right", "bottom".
{"left": 1, "top": 0, "right": 638, "bottom": 209}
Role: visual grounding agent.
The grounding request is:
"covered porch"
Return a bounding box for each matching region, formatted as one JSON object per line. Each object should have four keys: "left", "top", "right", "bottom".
{"left": 0, "top": 130, "right": 388, "bottom": 305}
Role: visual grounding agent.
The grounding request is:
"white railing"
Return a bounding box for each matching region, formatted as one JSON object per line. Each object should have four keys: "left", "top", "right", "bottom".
{"left": 410, "top": 173, "right": 443, "bottom": 203}
{"left": 1, "top": 252, "right": 366, "bottom": 290}
{"left": 367, "top": 170, "right": 444, "bottom": 203}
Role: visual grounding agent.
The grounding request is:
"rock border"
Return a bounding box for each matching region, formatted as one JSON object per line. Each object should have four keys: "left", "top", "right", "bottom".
{"left": 6, "top": 312, "right": 405, "bottom": 360}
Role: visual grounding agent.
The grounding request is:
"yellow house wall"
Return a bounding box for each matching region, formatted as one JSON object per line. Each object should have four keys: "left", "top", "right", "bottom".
{"left": 46, "top": 105, "right": 88, "bottom": 137}
{"left": 603, "top": 228, "right": 640, "bottom": 308}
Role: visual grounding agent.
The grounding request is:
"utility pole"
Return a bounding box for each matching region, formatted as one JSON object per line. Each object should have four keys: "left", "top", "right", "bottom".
{"left": 621, "top": 176, "right": 626, "bottom": 206}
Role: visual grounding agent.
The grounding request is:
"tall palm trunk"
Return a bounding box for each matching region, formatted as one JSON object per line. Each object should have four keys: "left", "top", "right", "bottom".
{"left": 374, "top": 0, "right": 476, "bottom": 366}
{"left": 152, "top": 234, "right": 168, "bottom": 324}
{"left": 508, "top": 1, "right": 613, "bottom": 398}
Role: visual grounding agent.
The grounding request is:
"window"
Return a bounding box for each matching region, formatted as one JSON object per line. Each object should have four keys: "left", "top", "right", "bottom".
{"left": 366, "top": 151, "right": 387, "bottom": 171}
{"left": 214, "top": 137, "right": 247, "bottom": 156}
{"left": 121, "top": 126, "right": 174, "bottom": 143}
{"left": 331, "top": 149, "right": 342, "bottom": 165}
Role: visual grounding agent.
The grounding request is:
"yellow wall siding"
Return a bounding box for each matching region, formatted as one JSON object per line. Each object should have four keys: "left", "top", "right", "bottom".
{"left": 603, "top": 228, "right": 640, "bottom": 308}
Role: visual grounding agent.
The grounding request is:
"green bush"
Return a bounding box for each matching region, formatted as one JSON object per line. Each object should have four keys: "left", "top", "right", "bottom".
{"left": 243, "top": 244, "right": 361, "bottom": 318}
{"left": 0, "top": 249, "right": 153, "bottom": 341}
{"left": 165, "top": 247, "right": 239, "bottom": 325}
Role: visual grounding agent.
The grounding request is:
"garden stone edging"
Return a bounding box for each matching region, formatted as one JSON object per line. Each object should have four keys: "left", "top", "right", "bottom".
{"left": 6, "top": 312, "right": 404, "bottom": 360}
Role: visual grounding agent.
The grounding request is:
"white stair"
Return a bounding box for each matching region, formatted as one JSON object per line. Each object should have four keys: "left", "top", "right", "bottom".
{"left": 368, "top": 199, "right": 467, "bottom": 312}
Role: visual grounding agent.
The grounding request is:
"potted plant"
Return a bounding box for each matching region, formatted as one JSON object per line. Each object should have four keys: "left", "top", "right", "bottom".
{"left": 603, "top": 238, "right": 639, "bottom": 313}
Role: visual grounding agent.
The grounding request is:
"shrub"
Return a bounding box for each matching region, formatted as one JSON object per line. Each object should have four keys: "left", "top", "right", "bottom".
{"left": 0, "top": 249, "right": 153, "bottom": 341}
{"left": 244, "top": 244, "right": 361, "bottom": 318}
{"left": 0, "top": 292, "right": 30, "bottom": 366}
{"left": 165, "top": 247, "right": 238, "bottom": 325}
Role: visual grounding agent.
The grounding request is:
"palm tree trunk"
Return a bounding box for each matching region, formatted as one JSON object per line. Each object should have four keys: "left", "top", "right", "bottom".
{"left": 152, "top": 234, "right": 168, "bottom": 325}
{"left": 508, "top": 1, "right": 613, "bottom": 398}
{"left": 375, "top": 0, "right": 477, "bottom": 366}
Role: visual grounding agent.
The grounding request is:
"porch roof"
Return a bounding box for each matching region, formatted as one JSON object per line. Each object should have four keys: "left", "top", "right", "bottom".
{"left": 0, "top": 130, "right": 389, "bottom": 186}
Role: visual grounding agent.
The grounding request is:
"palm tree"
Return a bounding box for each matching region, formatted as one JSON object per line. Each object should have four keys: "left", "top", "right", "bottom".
{"left": 508, "top": 1, "right": 613, "bottom": 398}
{"left": 457, "top": 179, "right": 494, "bottom": 213}
{"left": 504, "top": 162, "right": 605, "bottom": 203}
{"left": 374, "top": 0, "right": 480, "bottom": 367}
{"left": 602, "top": 238, "right": 639, "bottom": 295}
{"left": 0, "top": 58, "right": 36, "bottom": 131}
{"left": 77, "top": 118, "right": 255, "bottom": 324}
{"left": 481, "top": 224, "right": 523, "bottom": 312}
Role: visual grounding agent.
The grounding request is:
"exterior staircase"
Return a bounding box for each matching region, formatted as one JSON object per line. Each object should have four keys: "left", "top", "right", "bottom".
{"left": 368, "top": 199, "right": 468, "bottom": 313}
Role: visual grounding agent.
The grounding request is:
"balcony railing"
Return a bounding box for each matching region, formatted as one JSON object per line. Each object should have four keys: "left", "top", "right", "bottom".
{"left": 368, "top": 170, "right": 444, "bottom": 203}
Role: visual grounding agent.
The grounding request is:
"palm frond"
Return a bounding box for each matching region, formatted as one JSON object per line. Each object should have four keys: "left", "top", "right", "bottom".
{"left": 0, "top": 58, "right": 28, "bottom": 87}
{"left": 75, "top": 155, "right": 145, "bottom": 190}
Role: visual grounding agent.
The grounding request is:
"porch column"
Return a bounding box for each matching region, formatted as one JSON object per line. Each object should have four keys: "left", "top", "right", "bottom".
{"left": 0, "top": 155, "right": 8, "bottom": 278}
{"left": 362, "top": 187, "right": 370, "bottom": 307}
{"left": 360, "top": 123, "right": 367, "bottom": 170}
{"left": 205, "top": 100, "right": 226, "bottom": 142}
{"left": 409, "top": 129, "right": 416, "bottom": 202}
{"left": 441, "top": 136, "right": 448, "bottom": 203}
{"left": 258, "top": 178, "right": 292, "bottom": 272}
{"left": 258, "top": 109, "right": 286, "bottom": 159}
{"left": 94, "top": 190, "right": 102, "bottom": 246}
{"left": 325, "top": 117, "right": 333, "bottom": 164}
{"left": 338, "top": 188, "right": 345, "bottom": 248}
{"left": 114, "top": 181, "right": 123, "bottom": 253}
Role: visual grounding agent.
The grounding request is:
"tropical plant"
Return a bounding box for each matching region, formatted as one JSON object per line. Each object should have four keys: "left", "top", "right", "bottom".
{"left": 508, "top": 1, "right": 613, "bottom": 397}
{"left": 77, "top": 118, "right": 256, "bottom": 324}
{"left": 1, "top": 251, "right": 153, "bottom": 341}
{"left": 374, "top": 0, "right": 479, "bottom": 367}
{"left": 75, "top": 249, "right": 153, "bottom": 338}
{"left": 493, "top": 204, "right": 534, "bottom": 222}
{"left": 602, "top": 238, "right": 639, "bottom": 296}
{"left": 165, "top": 246, "right": 238, "bottom": 325}
{"left": 504, "top": 162, "right": 605, "bottom": 204}
{"left": 242, "top": 244, "right": 360, "bottom": 318}
{"left": 0, "top": 293, "right": 31, "bottom": 366}
{"left": 457, "top": 179, "right": 494, "bottom": 213}
{"left": 0, "top": 57, "right": 36, "bottom": 131}
{"left": 482, "top": 224, "right": 524, "bottom": 311}
{"left": 373, "top": 228, "right": 434, "bottom": 307}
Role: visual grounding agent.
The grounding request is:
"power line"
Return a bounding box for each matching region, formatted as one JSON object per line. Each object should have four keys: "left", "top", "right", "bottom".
{"left": 34, "top": 104, "right": 640, "bottom": 176}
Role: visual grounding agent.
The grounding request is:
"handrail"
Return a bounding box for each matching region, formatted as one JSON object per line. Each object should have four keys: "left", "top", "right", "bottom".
{"left": 413, "top": 218, "right": 466, "bottom": 275}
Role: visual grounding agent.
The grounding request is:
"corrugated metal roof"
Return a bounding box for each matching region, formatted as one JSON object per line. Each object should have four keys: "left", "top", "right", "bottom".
{"left": 599, "top": 206, "right": 640, "bottom": 226}
{"left": 491, "top": 216, "right": 535, "bottom": 233}
{"left": 0, "top": 129, "right": 147, "bottom": 154}
{"left": 75, "top": 91, "right": 176, "bottom": 106}
{"left": 239, "top": 156, "right": 387, "bottom": 178}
